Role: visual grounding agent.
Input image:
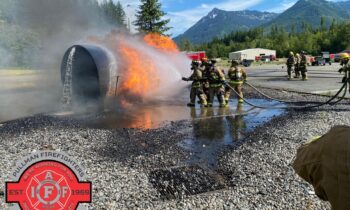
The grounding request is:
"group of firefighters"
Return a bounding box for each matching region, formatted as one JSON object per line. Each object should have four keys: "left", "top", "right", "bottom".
{"left": 183, "top": 51, "right": 350, "bottom": 108}
{"left": 182, "top": 58, "right": 247, "bottom": 108}
{"left": 286, "top": 51, "right": 308, "bottom": 80}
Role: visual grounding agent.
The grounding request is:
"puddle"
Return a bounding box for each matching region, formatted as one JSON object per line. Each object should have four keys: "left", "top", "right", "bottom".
{"left": 178, "top": 99, "right": 284, "bottom": 168}
{"left": 86, "top": 99, "right": 284, "bottom": 168}
{"left": 86, "top": 99, "right": 283, "bottom": 130}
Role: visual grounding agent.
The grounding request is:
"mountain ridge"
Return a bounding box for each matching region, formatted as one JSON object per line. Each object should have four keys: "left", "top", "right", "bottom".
{"left": 174, "top": 0, "right": 350, "bottom": 44}
{"left": 173, "top": 9, "right": 278, "bottom": 44}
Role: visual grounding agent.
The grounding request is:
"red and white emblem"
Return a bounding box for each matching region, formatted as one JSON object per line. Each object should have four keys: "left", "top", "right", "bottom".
{"left": 6, "top": 152, "right": 91, "bottom": 210}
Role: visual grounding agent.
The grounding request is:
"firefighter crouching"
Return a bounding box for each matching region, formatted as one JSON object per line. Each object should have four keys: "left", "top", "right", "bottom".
{"left": 286, "top": 51, "right": 295, "bottom": 80}
{"left": 338, "top": 53, "right": 350, "bottom": 92}
{"left": 225, "top": 60, "right": 247, "bottom": 105}
{"left": 208, "top": 59, "right": 226, "bottom": 107}
{"left": 182, "top": 60, "right": 208, "bottom": 107}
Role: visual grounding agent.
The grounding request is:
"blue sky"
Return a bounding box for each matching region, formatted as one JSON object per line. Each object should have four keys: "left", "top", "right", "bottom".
{"left": 118, "top": 0, "right": 343, "bottom": 36}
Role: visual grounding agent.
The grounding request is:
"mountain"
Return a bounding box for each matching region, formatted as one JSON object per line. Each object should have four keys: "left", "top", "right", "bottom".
{"left": 336, "top": 1, "right": 350, "bottom": 12}
{"left": 173, "top": 8, "right": 278, "bottom": 44}
{"left": 265, "top": 0, "right": 350, "bottom": 31}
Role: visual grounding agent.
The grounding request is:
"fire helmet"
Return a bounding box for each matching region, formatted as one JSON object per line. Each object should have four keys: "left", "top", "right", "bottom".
{"left": 210, "top": 59, "right": 217, "bottom": 64}
{"left": 191, "top": 60, "right": 200, "bottom": 66}
{"left": 340, "top": 53, "right": 350, "bottom": 60}
{"left": 201, "top": 57, "right": 208, "bottom": 62}
{"left": 231, "top": 60, "right": 239, "bottom": 66}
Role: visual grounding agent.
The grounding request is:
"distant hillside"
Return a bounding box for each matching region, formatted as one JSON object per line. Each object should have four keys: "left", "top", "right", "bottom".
{"left": 265, "top": 0, "right": 350, "bottom": 31}
{"left": 174, "top": 8, "right": 278, "bottom": 44}
{"left": 336, "top": 1, "right": 350, "bottom": 12}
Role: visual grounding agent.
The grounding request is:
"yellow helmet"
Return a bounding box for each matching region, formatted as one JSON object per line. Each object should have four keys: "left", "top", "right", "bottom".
{"left": 340, "top": 53, "right": 350, "bottom": 60}
{"left": 289, "top": 51, "right": 294, "bottom": 56}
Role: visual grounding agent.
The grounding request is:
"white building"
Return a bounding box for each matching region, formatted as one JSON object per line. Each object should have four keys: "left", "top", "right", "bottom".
{"left": 229, "top": 48, "right": 276, "bottom": 61}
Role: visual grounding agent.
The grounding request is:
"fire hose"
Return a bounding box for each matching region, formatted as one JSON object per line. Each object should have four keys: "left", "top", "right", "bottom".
{"left": 225, "top": 77, "right": 350, "bottom": 110}
{"left": 244, "top": 81, "right": 348, "bottom": 105}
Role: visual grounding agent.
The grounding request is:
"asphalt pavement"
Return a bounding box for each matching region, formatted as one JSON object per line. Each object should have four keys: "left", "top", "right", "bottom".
{"left": 245, "top": 63, "right": 348, "bottom": 96}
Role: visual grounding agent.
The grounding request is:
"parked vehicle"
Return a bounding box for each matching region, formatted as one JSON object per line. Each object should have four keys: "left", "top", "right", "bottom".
{"left": 312, "top": 56, "right": 326, "bottom": 66}
{"left": 321, "top": 52, "right": 332, "bottom": 65}
{"left": 185, "top": 51, "right": 207, "bottom": 61}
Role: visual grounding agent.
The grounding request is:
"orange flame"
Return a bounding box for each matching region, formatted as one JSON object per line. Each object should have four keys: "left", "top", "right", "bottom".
{"left": 118, "top": 41, "right": 160, "bottom": 100}
{"left": 87, "top": 31, "right": 179, "bottom": 106}
{"left": 143, "top": 33, "right": 179, "bottom": 53}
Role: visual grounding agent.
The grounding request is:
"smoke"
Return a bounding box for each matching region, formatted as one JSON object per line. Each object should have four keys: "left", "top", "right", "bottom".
{"left": 14, "top": 0, "right": 108, "bottom": 68}
{"left": 88, "top": 32, "right": 191, "bottom": 106}
{"left": 0, "top": 0, "right": 110, "bottom": 121}
{"left": 0, "top": 0, "right": 192, "bottom": 121}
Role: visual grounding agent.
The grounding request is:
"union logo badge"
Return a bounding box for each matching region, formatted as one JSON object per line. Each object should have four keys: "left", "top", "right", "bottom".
{"left": 6, "top": 151, "right": 92, "bottom": 210}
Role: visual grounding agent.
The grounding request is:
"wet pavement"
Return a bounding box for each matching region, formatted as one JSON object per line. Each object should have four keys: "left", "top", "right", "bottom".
{"left": 178, "top": 99, "right": 284, "bottom": 167}
{"left": 84, "top": 99, "right": 285, "bottom": 168}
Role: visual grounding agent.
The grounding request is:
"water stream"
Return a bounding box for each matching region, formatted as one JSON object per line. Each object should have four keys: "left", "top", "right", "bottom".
{"left": 61, "top": 47, "right": 76, "bottom": 107}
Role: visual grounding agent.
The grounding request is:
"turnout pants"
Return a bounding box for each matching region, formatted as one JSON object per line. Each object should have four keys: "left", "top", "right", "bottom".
{"left": 208, "top": 84, "right": 225, "bottom": 106}
{"left": 190, "top": 87, "right": 207, "bottom": 105}
{"left": 225, "top": 82, "right": 244, "bottom": 103}
{"left": 294, "top": 64, "right": 300, "bottom": 77}
{"left": 287, "top": 65, "right": 293, "bottom": 77}
{"left": 299, "top": 65, "right": 308, "bottom": 79}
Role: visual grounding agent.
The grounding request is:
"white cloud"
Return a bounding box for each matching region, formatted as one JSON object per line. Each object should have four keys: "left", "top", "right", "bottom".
{"left": 167, "top": 0, "right": 263, "bottom": 37}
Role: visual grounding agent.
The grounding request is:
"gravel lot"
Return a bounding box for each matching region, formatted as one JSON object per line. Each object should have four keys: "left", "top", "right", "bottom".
{"left": 1, "top": 86, "right": 348, "bottom": 209}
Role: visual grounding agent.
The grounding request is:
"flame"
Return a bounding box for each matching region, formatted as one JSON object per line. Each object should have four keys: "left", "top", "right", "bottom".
{"left": 87, "top": 31, "right": 181, "bottom": 106}
{"left": 143, "top": 33, "right": 179, "bottom": 53}
{"left": 117, "top": 41, "right": 160, "bottom": 100}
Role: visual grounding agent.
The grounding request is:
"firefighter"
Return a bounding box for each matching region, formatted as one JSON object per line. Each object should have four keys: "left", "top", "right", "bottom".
{"left": 338, "top": 54, "right": 350, "bottom": 90}
{"left": 200, "top": 57, "right": 211, "bottom": 100}
{"left": 293, "top": 126, "right": 350, "bottom": 210}
{"left": 224, "top": 60, "right": 247, "bottom": 105}
{"left": 299, "top": 51, "right": 308, "bottom": 81}
{"left": 294, "top": 53, "right": 301, "bottom": 78}
{"left": 286, "top": 51, "right": 295, "bottom": 80}
{"left": 182, "top": 60, "right": 207, "bottom": 107}
{"left": 207, "top": 59, "right": 226, "bottom": 107}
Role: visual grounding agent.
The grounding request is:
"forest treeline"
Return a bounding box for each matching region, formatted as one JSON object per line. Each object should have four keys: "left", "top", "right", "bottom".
{"left": 178, "top": 19, "right": 350, "bottom": 58}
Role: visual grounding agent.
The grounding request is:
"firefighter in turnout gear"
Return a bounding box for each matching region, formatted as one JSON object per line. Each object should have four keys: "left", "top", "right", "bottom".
{"left": 294, "top": 53, "right": 301, "bottom": 78}
{"left": 208, "top": 59, "right": 226, "bottom": 107}
{"left": 225, "top": 60, "right": 247, "bottom": 104}
{"left": 338, "top": 53, "right": 350, "bottom": 92}
{"left": 299, "top": 51, "right": 308, "bottom": 81}
{"left": 200, "top": 57, "right": 211, "bottom": 100}
{"left": 286, "top": 51, "right": 295, "bottom": 80}
{"left": 182, "top": 60, "right": 208, "bottom": 107}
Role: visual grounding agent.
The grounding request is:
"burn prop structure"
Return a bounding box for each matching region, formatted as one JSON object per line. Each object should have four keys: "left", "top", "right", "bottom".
{"left": 61, "top": 45, "right": 118, "bottom": 111}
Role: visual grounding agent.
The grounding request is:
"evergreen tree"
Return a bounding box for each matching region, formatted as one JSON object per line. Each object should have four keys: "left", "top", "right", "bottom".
{"left": 100, "top": 0, "right": 127, "bottom": 27}
{"left": 115, "top": 1, "right": 126, "bottom": 27}
{"left": 134, "top": 0, "right": 171, "bottom": 35}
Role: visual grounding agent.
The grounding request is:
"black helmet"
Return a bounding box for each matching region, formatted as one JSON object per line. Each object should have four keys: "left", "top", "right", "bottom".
{"left": 210, "top": 59, "right": 217, "bottom": 64}
{"left": 231, "top": 60, "right": 239, "bottom": 66}
{"left": 191, "top": 60, "right": 200, "bottom": 67}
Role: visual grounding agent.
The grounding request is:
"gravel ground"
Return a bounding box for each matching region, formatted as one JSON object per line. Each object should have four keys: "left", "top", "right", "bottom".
{"left": 1, "top": 87, "right": 349, "bottom": 209}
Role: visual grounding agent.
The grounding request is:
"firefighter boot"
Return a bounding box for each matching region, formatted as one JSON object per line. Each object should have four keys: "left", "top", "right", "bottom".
{"left": 302, "top": 73, "right": 308, "bottom": 81}
{"left": 219, "top": 95, "right": 227, "bottom": 108}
